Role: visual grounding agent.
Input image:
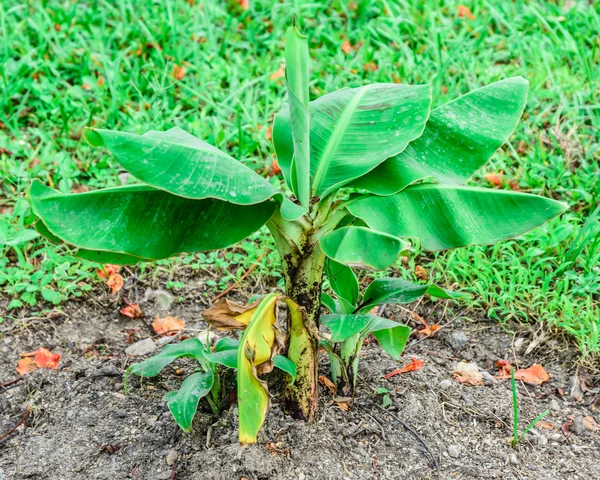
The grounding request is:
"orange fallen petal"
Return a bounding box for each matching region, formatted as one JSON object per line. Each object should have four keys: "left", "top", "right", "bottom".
{"left": 152, "top": 315, "right": 186, "bottom": 335}
{"left": 97, "top": 264, "right": 119, "bottom": 279}
{"left": 334, "top": 401, "right": 349, "bottom": 411}
{"left": 496, "top": 363, "right": 549, "bottom": 385}
{"left": 495, "top": 359, "right": 512, "bottom": 376}
{"left": 16, "top": 357, "right": 37, "bottom": 375}
{"left": 265, "top": 125, "right": 273, "bottom": 141}
{"left": 536, "top": 421, "right": 556, "bottom": 430}
{"left": 269, "top": 66, "right": 285, "bottom": 81}
{"left": 341, "top": 38, "right": 353, "bottom": 54}
{"left": 271, "top": 159, "right": 281, "bottom": 175}
{"left": 384, "top": 357, "right": 424, "bottom": 378}
{"left": 107, "top": 273, "right": 124, "bottom": 294}
{"left": 484, "top": 173, "right": 503, "bottom": 187}
{"left": 32, "top": 347, "right": 61, "bottom": 369}
{"left": 173, "top": 64, "right": 186, "bottom": 80}
{"left": 120, "top": 303, "right": 142, "bottom": 319}
{"left": 457, "top": 5, "right": 475, "bottom": 20}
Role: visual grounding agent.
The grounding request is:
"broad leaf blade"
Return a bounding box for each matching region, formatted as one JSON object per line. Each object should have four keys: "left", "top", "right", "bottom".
{"left": 348, "top": 185, "right": 568, "bottom": 251}
{"left": 362, "top": 278, "right": 429, "bottom": 310}
{"left": 321, "top": 314, "right": 372, "bottom": 343}
{"left": 84, "top": 127, "right": 305, "bottom": 221}
{"left": 351, "top": 77, "right": 529, "bottom": 194}
{"left": 368, "top": 317, "right": 411, "bottom": 360}
{"left": 204, "top": 349, "right": 237, "bottom": 369}
{"left": 128, "top": 338, "right": 206, "bottom": 377}
{"left": 28, "top": 180, "right": 274, "bottom": 262}
{"left": 284, "top": 26, "right": 311, "bottom": 207}
{"left": 324, "top": 258, "right": 358, "bottom": 311}
{"left": 321, "top": 226, "right": 409, "bottom": 271}
{"left": 273, "top": 354, "right": 297, "bottom": 382}
{"left": 164, "top": 371, "right": 214, "bottom": 433}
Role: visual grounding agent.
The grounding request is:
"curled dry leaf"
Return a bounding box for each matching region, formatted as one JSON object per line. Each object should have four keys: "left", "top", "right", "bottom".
{"left": 319, "top": 375, "right": 337, "bottom": 394}
{"left": 203, "top": 298, "right": 260, "bottom": 330}
{"left": 17, "top": 347, "right": 61, "bottom": 374}
{"left": 152, "top": 315, "right": 186, "bottom": 335}
{"left": 536, "top": 421, "right": 556, "bottom": 430}
{"left": 452, "top": 361, "right": 483, "bottom": 386}
{"left": 384, "top": 357, "right": 424, "bottom": 379}
{"left": 120, "top": 302, "right": 142, "bottom": 319}
{"left": 413, "top": 312, "right": 439, "bottom": 338}
{"left": 334, "top": 401, "right": 350, "bottom": 411}
{"left": 414, "top": 265, "right": 428, "bottom": 280}
{"left": 584, "top": 416, "right": 600, "bottom": 432}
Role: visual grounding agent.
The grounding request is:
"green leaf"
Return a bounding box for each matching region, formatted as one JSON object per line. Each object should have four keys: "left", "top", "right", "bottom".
{"left": 321, "top": 314, "right": 371, "bottom": 343}
{"left": 84, "top": 127, "right": 305, "bottom": 221}
{"left": 324, "top": 258, "right": 358, "bottom": 311}
{"left": 284, "top": 25, "right": 311, "bottom": 207}
{"left": 361, "top": 277, "right": 467, "bottom": 312}
{"left": 0, "top": 227, "right": 39, "bottom": 246}
{"left": 28, "top": 180, "right": 275, "bottom": 262}
{"left": 321, "top": 226, "right": 409, "bottom": 271}
{"left": 348, "top": 185, "right": 568, "bottom": 251}
{"left": 128, "top": 339, "right": 206, "bottom": 378}
{"left": 275, "top": 84, "right": 431, "bottom": 197}
{"left": 41, "top": 288, "right": 61, "bottom": 304}
{"left": 321, "top": 314, "right": 410, "bottom": 360}
{"left": 164, "top": 371, "right": 214, "bottom": 433}
{"left": 273, "top": 354, "right": 297, "bottom": 382}
{"left": 321, "top": 292, "right": 338, "bottom": 313}
{"left": 204, "top": 349, "right": 237, "bottom": 369}
{"left": 214, "top": 337, "right": 240, "bottom": 352}
{"left": 368, "top": 317, "right": 411, "bottom": 360}
{"left": 351, "top": 77, "right": 529, "bottom": 194}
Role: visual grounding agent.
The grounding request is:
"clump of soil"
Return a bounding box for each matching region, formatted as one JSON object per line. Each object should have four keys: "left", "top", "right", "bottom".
{"left": 1, "top": 282, "right": 599, "bottom": 479}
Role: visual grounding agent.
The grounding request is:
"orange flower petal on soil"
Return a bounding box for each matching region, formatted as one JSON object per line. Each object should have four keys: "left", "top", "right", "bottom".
{"left": 152, "top": 315, "right": 186, "bottom": 335}
{"left": 107, "top": 273, "right": 124, "bottom": 294}
{"left": 384, "top": 357, "right": 424, "bottom": 378}
{"left": 97, "top": 264, "right": 119, "bottom": 279}
{"left": 120, "top": 303, "right": 143, "bottom": 319}
{"left": 495, "top": 361, "right": 549, "bottom": 385}
{"left": 16, "top": 357, "right": 37, "bottom": 375}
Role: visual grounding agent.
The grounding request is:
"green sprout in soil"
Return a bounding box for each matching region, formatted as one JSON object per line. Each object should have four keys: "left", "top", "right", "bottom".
{"left": 25, "top": 23, "right": 567, "bottom": 443}
{"left": 511, "top": 367, "right": 550, "bottom": 448}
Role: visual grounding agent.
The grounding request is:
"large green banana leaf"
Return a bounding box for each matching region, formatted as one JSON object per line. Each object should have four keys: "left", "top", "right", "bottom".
{"left": 320, "top": 226, "right": 410, "bottom": 270}
{"left": 350, "top": 77, "right": 529, "bottom": 194}
{"left": 284, "top": 25, "right": 311, "bottom": 207}
{"left": 28, "top": 180, "right": 275, "bottom": 261}
{"left": 348, "top": 184, "right": 568, "bottom": 251}
{"left": 84, "top": 127, "right": 305, "bottom": 221}
{"left": 274, "top": 83, "right": 432, "bottom": 197}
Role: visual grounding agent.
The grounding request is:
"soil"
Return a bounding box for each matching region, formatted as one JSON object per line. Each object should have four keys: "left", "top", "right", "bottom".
{"left": 1, "top": 274, "right": 599, "bottom": 480}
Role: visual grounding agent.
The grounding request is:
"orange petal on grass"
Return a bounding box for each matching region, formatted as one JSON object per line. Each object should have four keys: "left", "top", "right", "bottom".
{"left": 269, "top": 66, "right": 285, "bottom": 80}
{"left": 483, "top": 173, "right": 503, "bottom": 187}
{"left": 173, "top": 64, "right": 186, "bottom": 80}
{"left": 152, "top": 315, "right": 186, "bottom": 335}
{"left": 270, "top": 159, "right": 281, "bottom": 176}
{"left": 341, "top": 38, "right": 353, "bottom": 54}
{"left": 120, "top": 303, "right": 142, "bottom": 319}
{"left": 384, "top": 357, "right": 424, "bottom": 378}
{"left": 457, "top": 5, "right": 475, "bottom": 20}
{"left": 97, "top": 264, "right": 119, "bottom": 279}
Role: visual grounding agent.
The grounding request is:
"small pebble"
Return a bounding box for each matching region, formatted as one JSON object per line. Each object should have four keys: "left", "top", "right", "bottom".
{"left": 166, "top": 449, "right": 178, "bottom": 466}
{"left": 448, "top": 444, "right": 461, "bottom": 458}
{"left": 536, "top": 435, "right": 548, "bottom": 446}
{"left": 448, "top": 331, "right": 469, "bottom": 349}
{"left": 572, "top": 415, "right": 585, "bottom": 435}
{"left": 549, "top": 399, "right": 561, "bottom": 412}
{"left": 125, "top": 338, "right": 156, "bottom": 356}
{"left": 571, "top": 444, "right": 583, "bottom": 454}
{"left": 509, "top": 453, "right": 518, "bottom": 465}
{"left": 439, "top": 379, "right": 453, "bottom": 389}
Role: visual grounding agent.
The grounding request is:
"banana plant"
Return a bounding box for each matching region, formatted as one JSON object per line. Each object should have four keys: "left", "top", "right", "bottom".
{"left": 28, "top": 22, "right": 567, "bottom": 436}
{"left": 321, "top": 259, "right": 467, "bottom": 395}
{"left": 127, "top": 307, "right": 296, "bottom": 441}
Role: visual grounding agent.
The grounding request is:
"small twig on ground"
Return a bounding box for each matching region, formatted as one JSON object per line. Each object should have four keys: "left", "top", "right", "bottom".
{"left": 0, "top": 377, "right": 23, "bottom": 390}
{"left": 0, "top": 406, "right": 31, "bottom": 443}
{"left": 211, "top": 251, "right": 266, "bottom": 303}
{"left": 377, "top": 405, "right": 439, "bottom": 474}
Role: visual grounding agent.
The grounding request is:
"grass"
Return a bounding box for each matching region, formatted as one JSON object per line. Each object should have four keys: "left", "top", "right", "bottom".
{"left": 1, "top": 1, "right": 598, "bottom": 353}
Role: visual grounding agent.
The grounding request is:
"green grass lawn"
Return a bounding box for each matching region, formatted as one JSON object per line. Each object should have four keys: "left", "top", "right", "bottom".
{"left": 1, "top": 1, "right": 599, "bottom": 354}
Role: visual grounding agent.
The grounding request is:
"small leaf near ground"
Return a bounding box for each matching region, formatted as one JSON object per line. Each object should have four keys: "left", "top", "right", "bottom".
{"left": 495, "top": 361, "right": 549, "bottom": 385}
{"left": 452, "top": 362, "right": 483, "bottom": 386}
{"left": 152, "top": 316, "right": 186, "bottom": 335}
{"left": 16, "top": 348, "right": 61, "bottom": 374}
{"left": 319, "top": 375, "right": 337, "bottom": 394}
{"left": 384, "top": 357, "right": 424, "bottom": 378}
{"left": 120, "top": 302, "right": 142, "bottom": 318}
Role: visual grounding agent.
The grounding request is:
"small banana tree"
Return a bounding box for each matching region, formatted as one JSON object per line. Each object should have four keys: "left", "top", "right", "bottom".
{"left": 28, "top": 24, "right": 566, "bottom": 433}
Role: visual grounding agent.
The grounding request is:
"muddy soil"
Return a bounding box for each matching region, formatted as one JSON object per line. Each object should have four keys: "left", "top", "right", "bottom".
{"left": 1, "top": 276, "right": 599, "bottom": 480}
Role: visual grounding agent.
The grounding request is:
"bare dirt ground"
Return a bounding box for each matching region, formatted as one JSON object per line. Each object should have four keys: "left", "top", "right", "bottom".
{"left": 1, "top": 273, "right": 599, "bottom": 480}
